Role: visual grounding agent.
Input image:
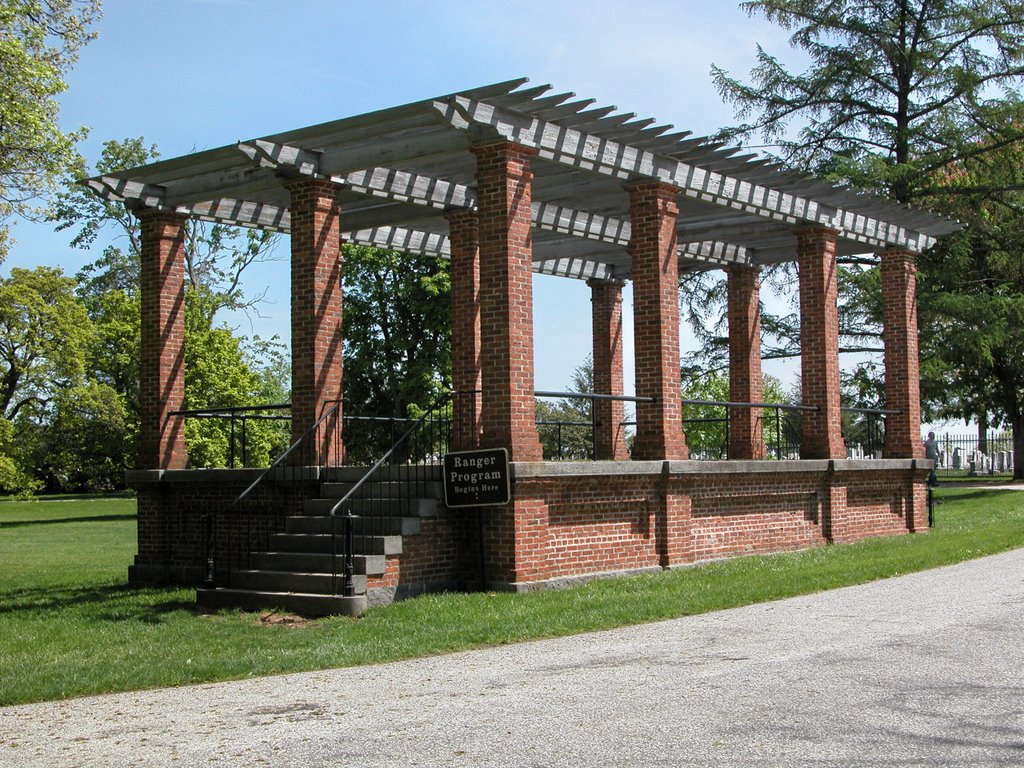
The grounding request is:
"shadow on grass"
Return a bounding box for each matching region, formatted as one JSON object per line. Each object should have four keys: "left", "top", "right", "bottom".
{"left": 0, "top": 514, "right": 137, "bottom": 529}
{"left": 936, "top": 488, "right": 1024, "bottom": 504}
{"left": 0, "top": 583, "right": 196, "bottom": 624}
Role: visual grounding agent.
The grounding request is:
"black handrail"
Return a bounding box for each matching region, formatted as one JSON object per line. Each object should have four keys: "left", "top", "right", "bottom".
{"left": 326, "top": 392, "right": 462, "bottom": 596}
{"left": 202, "top": 399, "right": 342, "bottom": 588}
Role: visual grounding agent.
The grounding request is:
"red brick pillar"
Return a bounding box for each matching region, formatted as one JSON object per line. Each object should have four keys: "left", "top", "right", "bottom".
{"left": 446, "top": 209, "right": 483, "bottom": 451}
{"left": 470, "top": 140, "right": 543, "bottom": 462}
{"left": 727, "top": 265, "right": 766, "bottom": 459}
{"left": 796, "top": 227, "right": 845, "bottom": 459}
{"left": 628, "top": 181, "right": 687, "bottom": 461}
{"left": 658, "top": 483, "right": 694, "bottom": 567}
{"left": 880, "top": 248, "right": 925, "bottom": 459}
{"left": 286, "top": 178, "right": 344, "bottom": 464}
{"left": 589, "top": 277, "right": 629, "bottom": 461}
{"left": 138, "top": 209, "right": 189, "bottom": 470}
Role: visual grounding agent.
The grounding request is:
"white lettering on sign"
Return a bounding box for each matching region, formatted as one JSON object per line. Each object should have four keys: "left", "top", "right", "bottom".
{"left": 451, "top": 455, "right": 497, "bottom": 470}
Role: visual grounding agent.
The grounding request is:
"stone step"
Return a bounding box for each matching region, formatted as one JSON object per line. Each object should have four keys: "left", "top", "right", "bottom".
{"left": 249, "top": 551, "right": 385, "bottom": 575}
{"left": 197, "top": 587, "right": 366, "bottom": 617}
{"left": 285, "top": 514, "right": 421, "bottom": 536}
{"left": 228, "top": 569, "right": 367, "bottom": 594}
{"left": 267, "top": 532, "right": 403, "bottom": 556}
{"left": 250, "top": 551, "right": 386, "bottom": 576}
{"left": 319, "top": 480, "right": 443, "bottom": 500}
{"left": 303, "top": 497, "right": 437, "bottom": 518}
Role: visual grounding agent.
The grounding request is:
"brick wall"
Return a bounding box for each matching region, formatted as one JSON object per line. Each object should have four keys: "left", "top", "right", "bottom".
{"left": 129, "top": 471, "right": 314, "bottom": 585}
{"left": 131, "top": 463, "right": 928, "bottom": 599}
{"left": 366, "top": 510, "right": 475, "bottom": 601}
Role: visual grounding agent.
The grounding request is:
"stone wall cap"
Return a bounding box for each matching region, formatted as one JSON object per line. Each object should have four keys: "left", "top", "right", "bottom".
{"left": 509, "top": 459, "right": 925, "bottom": 479}
{"left": 510, "top": 460, "right": 665, "bottom": 478}
{"left": 126, "top": 468, "right": 267, "bottom": 485}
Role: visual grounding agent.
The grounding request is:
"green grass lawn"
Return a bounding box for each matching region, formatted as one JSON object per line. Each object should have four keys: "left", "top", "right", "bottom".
{"left": 2, "top": 486, "right": 1023, "bottom": 707}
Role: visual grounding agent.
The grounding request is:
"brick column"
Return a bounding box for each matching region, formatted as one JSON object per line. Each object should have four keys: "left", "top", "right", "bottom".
{"left": 628, "top": 181, "right": 687, "bottom": 461}
{"left": 470, "top": 140, "right": 543, "bottom": 462}
{"left": 658, "top": 482, "right": 694, "bottom": 567}
{"left": 588, "top": 277, "right": 629, "bottom": 460}
{"left": 286, "top": 178, "right": 344, "bottom": 464}
{"left": 727, "top": 265, "right": 766, "bottom": 459}
{"left": 138, "top": 209, "right": 189, "bottom": 469}
{"left": 880, "top": 248, "right": 925, "bottom": 459}
{"left": 796, "top": 227, "right": 845, "bottom": 459}
{"left": 446, "top": 209, "right": 483, "bottom": 451}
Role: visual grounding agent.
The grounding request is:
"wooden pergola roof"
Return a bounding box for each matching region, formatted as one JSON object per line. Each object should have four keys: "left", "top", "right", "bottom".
{"left": 84, "top": 77, "right": 960, "bottom": 282}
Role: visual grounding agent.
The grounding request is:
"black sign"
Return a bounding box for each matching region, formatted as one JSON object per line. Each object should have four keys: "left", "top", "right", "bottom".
{"left": 443, "top": 448, "right": 511, "bottom": 508}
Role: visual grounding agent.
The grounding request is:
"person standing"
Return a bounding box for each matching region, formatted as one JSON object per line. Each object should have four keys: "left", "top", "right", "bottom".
{"left": 924, "top": 431, "right": 940, "bottom": 487}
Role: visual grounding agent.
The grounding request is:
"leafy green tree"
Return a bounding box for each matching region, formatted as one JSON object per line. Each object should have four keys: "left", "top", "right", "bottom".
{"left": 34, "top": 380, "right": 131, "bottom": 491}
{"left": 342, "top": 244, "right": 451, "bottom": 461}
{"left": 682, "top": 370, "right": 790, "bottom": 458}
{"left": 0, "top": 265, "right": 91, "bottom": 420}
{"left": 0, "top": 0, "right": 101, "bottom": 261}
{"left": 917, "top": 129, "right": 1024, "bottom": 476}
{"left": 689, "top": 0, "right": 1024, "bottom": 436}
{"left": 712, "top": 0, "right": 1024, "bottom": 204}
{"left": 535, "top": 358, "right": 595, "bottom": 460}
{"left": 183, "top": 297, "right": 288, "bottom": 468}
{"left": 0, "top": 417, "right": 41, "bottom": 496}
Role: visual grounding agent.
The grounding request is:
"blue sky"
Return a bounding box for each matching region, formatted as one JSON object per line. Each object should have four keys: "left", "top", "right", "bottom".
{"left": 7, "top": 0, "right": 807, "bottom": 394}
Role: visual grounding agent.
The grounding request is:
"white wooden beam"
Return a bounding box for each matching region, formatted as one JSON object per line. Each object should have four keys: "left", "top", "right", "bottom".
{"left": 178, "top": 198, "right": 291, "bottom": 232}
{"left": 337, "top": 167, "right": 473, "bottom": 210}
{"left": 680, "top": 241, "right": 753, "bottom": 267}
{"left": 434, "top": 96, "right": 933, "bottom": 252}
{"left": 237, "top": 140, "right": 322, "bottom": 177}
{"left": 342, "top": 226, "right": 451, "bottom": 258}
{"left": 82, "top": 176, "right": 167, "bottom": 209}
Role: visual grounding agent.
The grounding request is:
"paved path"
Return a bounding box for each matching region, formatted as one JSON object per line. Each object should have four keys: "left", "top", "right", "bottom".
{"left": 3, "top": 549, "right": 1023, "bottom": 767}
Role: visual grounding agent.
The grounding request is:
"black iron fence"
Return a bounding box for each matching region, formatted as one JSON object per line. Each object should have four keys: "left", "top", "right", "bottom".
{"left": 202, "top": 400, "right": 343, "bottom": 589}
{"left": 181, "top": 396, "right": 900, "bottom": 468}
{"left": 929, "top": 432, "right": 1015, "bottom": 477}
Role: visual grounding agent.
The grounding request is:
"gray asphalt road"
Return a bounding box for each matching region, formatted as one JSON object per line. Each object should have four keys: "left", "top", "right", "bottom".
{"left": 3, "top": 548, "right": 1023, "bottom": 767}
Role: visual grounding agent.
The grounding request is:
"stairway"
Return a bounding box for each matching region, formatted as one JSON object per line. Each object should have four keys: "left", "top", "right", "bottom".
{"left": 196, "top": 466, "right": 442, "bottom": 617}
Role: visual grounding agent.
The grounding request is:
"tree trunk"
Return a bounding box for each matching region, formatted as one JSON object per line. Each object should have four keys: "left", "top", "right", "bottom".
{"left": 1012, "top": 413, "right": 1024, "bottom": 481}
{"left": 978, "top": 416, "right": 988, "bottom": 454}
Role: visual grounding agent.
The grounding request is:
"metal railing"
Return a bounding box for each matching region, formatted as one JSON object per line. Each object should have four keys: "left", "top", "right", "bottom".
{"left": 202, "top": 400, "right": 342, "bottom": 589}
{"left": 174, "top": 403, "right": 291, "bottom": 468}
{"left": 535, "top": 391, "right": 653, "bottom": 461}
{"left": 930, "top": 431, "right": 1016, "bottom": 477}
{"left": 184, "top": 397, "right": 901, "bottom": 469}
{"left": 325, "top": 391, "right": 477, "bottom": 596}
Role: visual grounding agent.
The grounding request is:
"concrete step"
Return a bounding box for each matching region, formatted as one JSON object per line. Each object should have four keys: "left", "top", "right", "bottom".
{"left": 197, "top": 587, "right": 366, "bottom": 617}
{"left": 267, "top": 532, "right": 403, "bottom": 556}
{"left": 320, "top": 480, "right": 443, "bottom": 500}
{"left": 250, "top": 551, "right": 386, "bottom": 576}
{"left": 303, "top": 497, "right": 437, "bottom": 518}
{"left": 229, "top": 569, "right": 367, "bottom": 594}
{"left": 285, "top": 514, "right": 421, "bottom": 536}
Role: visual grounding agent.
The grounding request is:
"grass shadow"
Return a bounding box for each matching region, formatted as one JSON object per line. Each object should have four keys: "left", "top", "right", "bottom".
{"left": 0, "top": 582, "right": 197, "bottom": 624}
{"left": 0, "top": 514, "right": 137, "bottom": 529}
